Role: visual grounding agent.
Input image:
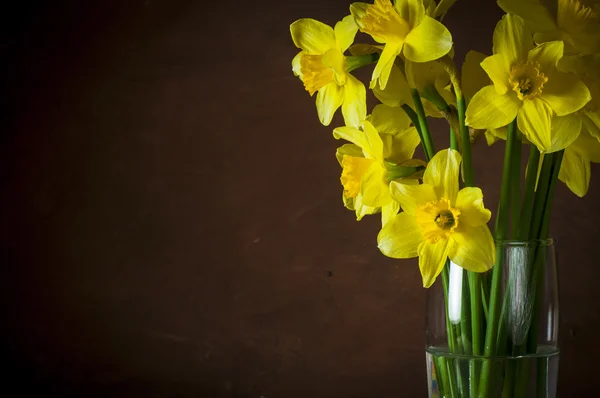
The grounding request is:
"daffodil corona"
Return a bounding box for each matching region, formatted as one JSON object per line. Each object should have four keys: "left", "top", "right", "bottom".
{"left": 378, "top": 149, "right": 495, "bottom": 287}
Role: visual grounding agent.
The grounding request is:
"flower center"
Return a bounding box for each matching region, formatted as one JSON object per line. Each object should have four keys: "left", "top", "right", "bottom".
{"left": 340, "top": 155, "right": 374, "bottom": 198}
{"left": 509, "top": 62, "right": 548, "bottom": 100}
{"left": 299, "top": 53, "right": 336, "bottom": 95}
{"left": 416, "top": 199, "right": 461, "bottom": 243}
{"left": 360, "top": 0, "right": 411, "bottom": 43}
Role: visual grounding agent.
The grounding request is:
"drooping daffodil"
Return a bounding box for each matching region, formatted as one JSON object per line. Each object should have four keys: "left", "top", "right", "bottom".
{"left": 350, "top": 0, "right": 453, "bottom": 90}
{"left": 465, "top": 13, "right": 591, "bottom": 153}
{"left": 291, "top": 16, "right": 367, "bottom": 127}
{"left": 498, "top": 0, "right": 600, "bottom": 55}
{"left": 334, "top": 104, "right": 422, "bottom": 222}
{"left": 558, "top": 122, "right": 600, "bottom": 197}
{"left": 378, "top": 149, "right": 495, "bottom": 287}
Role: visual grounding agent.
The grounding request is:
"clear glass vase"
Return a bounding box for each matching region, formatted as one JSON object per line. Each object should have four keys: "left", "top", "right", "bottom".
{"left": 425, "top": 239, "right": 559, "bottom": 398}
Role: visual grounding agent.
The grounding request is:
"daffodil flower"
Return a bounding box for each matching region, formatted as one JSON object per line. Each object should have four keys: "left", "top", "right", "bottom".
{"left": 291, "top": 17, "right": 366, "bottom": 127}
{"left": 378, "top": 149, "right": 495, "bottom": 287}
{"left": 498, "top": 0, "right": 600, "bottom": 55}
{"left": 559, "top": 124, "right": 600, "bottom": 196}
{"left": 465, "top": 13, "right": 591, "bottom": 153}
{"left": 350, "top": 0, "right": 453, "bottom": 90}
{"left": 334, "top": 104, "right": 422, "bottom": 221}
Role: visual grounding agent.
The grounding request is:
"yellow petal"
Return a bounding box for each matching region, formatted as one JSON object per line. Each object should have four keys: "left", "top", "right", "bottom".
{"left": 527, "top": 41, "right": 563, "bottom": 72}
{"left": 333, "top": 126, "right": 368, "bottom": 151}
{"left": 342, "top": 75, "right": 367, "bottom": 128}
{"left": 449, "top": 225, "right": 495, "bottom": 273}
{"left": 517, "top": 98, "right": 552, "bottom": 152}
{"left": 570, "top": 126, "right": 600, "bottom": 163}
{"left": 406, "top": 59, "right": 448, "bottom": 91}
{"left": 361, "top": 163, "right": 391, "bottom": 207}
{"left": 433, "top": 0, "right": 458, "bottom": 21}
{"left": 583, "top": 111, "right": 600, "bottom": 141}
{"left": 292, "top": 52, "right": 303, "bottom": 78}
{"left": 362, "top": 120, "right": 385, "bottom": 158}
{"left": 372, "top": 43, "right": 403, "bottom": 90}
{"left": 349, "top": 2, "right": 370, "bottom": 29}
{"left": 354, "top": 193, "right": 381, "bottom": 220}
{"left": 381, "top": 126, "right": 421, "bottom": 163}
{"left": 381, "top": 201, "right": 400, "bottom": 226}
{"left": 389, "top": 180, "right": 437, "bottom": 215}
{"left": 419, "top": 239, "right": 451, "bottom": 288}
{"left": 395, "top": 0, "right": 426, "bottom": 27}
{"left": 462, "top": 50, "right": 491, "bottom": 101}
{"left": 336, "top": 143, "right": 364, "bottom": 166}
{"left": 377, "top": 211, "right": 423, "bottom": 259}
{"left": 333, "top": 120, "right": 384, "bottom": 159}
{"left": 455, "top": 187, "right": 491, "bottom": 227}
{"left": 465, "top": 85, "right": 521, "bottom": 129}
{"left": 372, "top": 65, "right": 412, "bottom": 107}
{"left": 423, "top": 148, "right": 461, "bottom": 203}
{"left": 550, "top": 113, "right": 581, "bottom": 153}
{"left": 369, "top": 104, "right": 412, "bottom": 134}
{"left": 403, "top": 15, "right": 453, "bottom": 63}
{"left": 480, "top": 54, "right": 510, "bottom": 95}
{"left": 290, "top": 19, "right": 336, "bottom": 54}
{"left": 316, "top": 82, "right": 344, "bottom": 126}
{"left": 492, "top": 13, "right": 533, "bottom": 66}
{"left": 497, "top": 0, "right": 558, "bottom": 32}
{"left": 541, "top": 71, "right": 591, "bottom": 116}
{"left": 559, "top": 148, "right": 590, "bottom": 197}
{"left": 335, "top": 15, "right": 359, "bottom": 52}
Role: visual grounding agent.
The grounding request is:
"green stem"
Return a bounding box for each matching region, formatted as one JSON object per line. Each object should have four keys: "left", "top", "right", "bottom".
{"left": 510, "top": 137, "right": 522, "bottom": 238}
{"left": 442, "top": 266, "right": 458, "bottom": 354}
{"left": 450, "top": 127, "right": 458, "bottom": 151}
{"left": 410, "top": 89, "right": 436, "bottom": 160}
{"left": 478, "top": 119, "right": 518, "bottom": 397}
{"left": 517, "top": 145, "right": 541, "bottom": 240}
{"left": 456, "top": 95, "right": 474, "bottom": 187}
{"left": 345, "top": 52, "right": 380, "bottom": 72}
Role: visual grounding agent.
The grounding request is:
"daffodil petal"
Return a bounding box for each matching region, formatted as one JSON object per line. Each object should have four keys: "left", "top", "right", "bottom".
{"left": 372, "top": 65, "right": 412, "bottom": 107}
{"left": 290, "top": 18, "right": 336, "bottom": 54}
{"left": 349, "top": 2, "right": 369, "bottom": 28}
{"left": 541, "top": 71, "right": 591, "bottom": 116}
{"left": 361, "top": 163, "right": 391, "bottom": 207}
{"left": 316, "top": 82, "right": 344, "bottom": 126}
{"left": 372, "top": 43, "right": 403, "bottom": 90}
{"left": 517, "top": 98, "right": 552, "bottom": 152}
{"left": 362, "top": 120, "right": 385, "bottom": 158}
{"left": 492, "top": 13, "right": 533, "bottom": 66}
{"left": 455, "top": 187, "right": 491, "bottom": 227}
{"left": 342, "top": 75, "right": 366, "bottom": 128}
{"left": 395, "top": 0, "right": 426, "bottom": 26}
{"left": 335, "top": 15, "right": 359, "bottom": 52}
{"left": 381, "top": 201, "right": 400, "bottom": 226}
{"left": 419, "top": 239, "right": 451, "bottom": 288}
{"left": 403, "top": 15, "right": 453, "bottom": 63}
{"left": 335, "top": 143, "right": 363, "bottom": 166}
{"left": 292, "top": 52, "right": 303, "bottom": 78}
{"left": 550, "top": 113, "right": 581, "bottom": 153}
{"left": 463, "top": 50, "right": 491, "bottom": 101}
{"left": 449, "top": 225, "right": 495, "bottom": 273}
{"left": 370, "top": 104, "right": 412, "bottom": 134}
{"left": 481, "top": 54, "right": 510, "bottom": 95}
{"left": 354, "top": 193, "right": 381, "bottom": 220}
{"left": 377, "top": 211, "right": 423, "bottom": 259}
{"left": 423, "top": 148, "right": 461, "bottom": 203}
{"left": 497, "top": 0, "right": 558, "bottom": 32}
{"left": 465, "top": 85, "right": 520, "bottom": 129}
{"left": 559, "top": 148, "right": 590, "bottom": 197}
{"left": 570, "top": 127, "right": 600, "bottom": 163}
{"left": 389, "top": 180, "right": 437, "bottom": 215}
{"left": 583, "top": 111, "right": 600, "bottom": 141}
{"left": 406, "top": 59, "right": 448, "bottom": 92}
{"left": 381, "top": 126, "right": 421, "bottom": 163}
{"left": 527, "top": 41, "right": 563, "bottom": 72}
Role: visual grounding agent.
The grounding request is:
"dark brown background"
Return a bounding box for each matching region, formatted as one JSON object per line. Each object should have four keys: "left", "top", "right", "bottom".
{"left": 2, "top": 0, "right": 600, "bottom": 396}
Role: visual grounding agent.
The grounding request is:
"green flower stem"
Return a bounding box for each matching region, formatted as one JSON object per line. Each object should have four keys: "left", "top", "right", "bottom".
{"left": 517, "top": 145, "right": 541, "bottom": 240}
{"left": 345, "top": 52, "right": 380, "bottom": 73}
{"left": 410, "top": 89, "right": 436, "bottom": 161}
{"left": 450, "top": 127, "right": 458, "bottom": 151}
{"left": 401, "top": 104, "right": 429, "bottom": 160}
{"left": 442, "top": 266, "right": 458, "bottom": 354}
{"left": 510, "top": 137, "right": 522, "bottom": 238}
{"left": 456, "top": 95, "right": 474, "bottom": 187}
{"left": 478, "top": 118, "right": 519, "bottom": 398}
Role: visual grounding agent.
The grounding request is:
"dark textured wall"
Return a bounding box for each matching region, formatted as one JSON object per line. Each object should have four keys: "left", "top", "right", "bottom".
{"left": 2, "top": 0, "right": 599, "bottom": 396}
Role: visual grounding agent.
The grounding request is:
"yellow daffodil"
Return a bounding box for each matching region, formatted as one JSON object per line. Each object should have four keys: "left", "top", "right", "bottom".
{"left": 378, "top": 149, "right": 495, "bottom": 287}
{"left": 465, "top": 13, "right": 591, "bottom": 153}
{"left": 334, "top": 104, "right": 422, "bottom": 221}
{"left": 350, "top": 0, "right": 453, "bottom": 90}
{"left": 291, "top": 16, "right": 366, "bottom": 127}
{"left": 498, "top": 0, "right": 600, "bottom": 55}
{"left": 559, "top": 125, "right": 600, "bottom": 196}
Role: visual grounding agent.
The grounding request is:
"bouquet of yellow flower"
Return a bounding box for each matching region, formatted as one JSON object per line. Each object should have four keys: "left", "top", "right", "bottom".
{"left": 290, "top": 0, "right": 600, "bottom": 396}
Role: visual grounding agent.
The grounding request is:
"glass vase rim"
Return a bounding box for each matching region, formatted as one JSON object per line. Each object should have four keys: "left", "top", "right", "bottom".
{"left": 494, "top": 238, "right": 555, "bottom": 247}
